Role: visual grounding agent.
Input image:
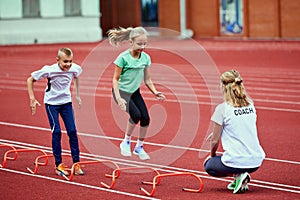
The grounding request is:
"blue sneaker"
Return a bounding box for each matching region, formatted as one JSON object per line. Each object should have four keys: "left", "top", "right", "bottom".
{"left": 133, "top": 146, "right": 150, "bottom": 160}
{"left": 120, "top": 140, "right": 132, "bottom": 157}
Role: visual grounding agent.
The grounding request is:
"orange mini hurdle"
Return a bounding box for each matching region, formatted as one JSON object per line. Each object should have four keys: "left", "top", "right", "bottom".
{"left": 26, "top": 153, "right": 72, "bottom": 176}
{"left": 101, "top": 166, "right": 160, "bottom": 189}
{"left": 1, "top": 147, "right": 47, "bottom": 168}
{"left": 140, "top": 172, "right": 204, "bottom": 197}
{"left": 67, "top": 160, "right": 120, "bottom": 181}
{"left": 0, "top": 143, "right": 17, "bottom": 168}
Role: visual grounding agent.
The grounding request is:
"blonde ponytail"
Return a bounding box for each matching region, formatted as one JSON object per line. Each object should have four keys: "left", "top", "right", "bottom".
{"left": 107, "top": 26, "right": 148, "bottom": 47}
{"left": 221, "top": 70, "right": 250, "bottom": 107}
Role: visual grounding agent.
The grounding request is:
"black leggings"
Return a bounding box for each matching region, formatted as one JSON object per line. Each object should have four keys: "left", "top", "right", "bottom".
{"left": 204, "top": 156, "right": 259, "bottom": 177}
{"left": 112, "top": 88, "right": 150, "bottom": 127}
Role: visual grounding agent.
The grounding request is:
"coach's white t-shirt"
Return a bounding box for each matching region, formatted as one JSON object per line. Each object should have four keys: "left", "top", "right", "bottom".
{"left": 31, "top": 63, "right": 82, "bottom": 105}
{"left": 211, "top": 102, "right": 265, "bottom": 168}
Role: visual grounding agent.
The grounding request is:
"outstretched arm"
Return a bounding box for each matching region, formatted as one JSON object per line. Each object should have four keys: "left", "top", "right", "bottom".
{"left": 144, "top": 67, "right": 165, "bottom": 101}
{"left": 27, "top": 77, "right": 41, "bottom": 115}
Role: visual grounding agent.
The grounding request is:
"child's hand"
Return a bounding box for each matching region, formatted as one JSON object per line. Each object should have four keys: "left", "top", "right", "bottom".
{"left": 30, "top": 99, "right": 41, "bottom": 115}
{"left": 117, "top": 97, "right": 127, "bottom": 111}
{"left": 155, "top": 92, "right": 166, "bottom": 101}
{"left": 76, "top": 97, "right": 82, "bottom": 108}
{"left": 76, "top": 96, "right": 82, "bottom": 108}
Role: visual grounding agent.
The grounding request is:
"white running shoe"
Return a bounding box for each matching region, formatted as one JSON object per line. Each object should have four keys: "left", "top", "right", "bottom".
{"left": 120, "top": 140, "right": 132, "bottom": 157}
{"left": 133, "top": 146, "right": 150, "bottom": 160}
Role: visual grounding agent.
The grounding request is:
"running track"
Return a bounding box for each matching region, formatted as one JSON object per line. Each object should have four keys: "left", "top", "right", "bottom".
{"left": 0, "top": 39, "right": 299, "bottom": 200}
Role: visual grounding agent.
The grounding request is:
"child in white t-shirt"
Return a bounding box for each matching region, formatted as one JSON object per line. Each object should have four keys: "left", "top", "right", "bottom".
{"left": 27, "top": 48, "right": 84, "bottom": 176}
{"left": 204, "top": 69, "right": 265, "bottom": 194}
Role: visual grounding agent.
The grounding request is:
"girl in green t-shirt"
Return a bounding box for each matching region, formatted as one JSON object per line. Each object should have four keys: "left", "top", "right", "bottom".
{"left": 108, "top": 26, "right": 165, "bottom": 160}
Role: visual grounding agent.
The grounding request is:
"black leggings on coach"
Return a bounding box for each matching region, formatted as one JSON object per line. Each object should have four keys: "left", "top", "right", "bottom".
{"left": 112, "top": 88, "right": 150, "bottom": 127}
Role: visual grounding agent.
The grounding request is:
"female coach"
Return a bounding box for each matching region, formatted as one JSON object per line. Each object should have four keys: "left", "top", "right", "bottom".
{"left": 204, "top": 69, "right": 265, "bottom": 194}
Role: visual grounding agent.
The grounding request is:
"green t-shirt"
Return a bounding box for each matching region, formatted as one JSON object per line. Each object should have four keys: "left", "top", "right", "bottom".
{"left": 114, "top": 49, "right": 151, "bottom": 93}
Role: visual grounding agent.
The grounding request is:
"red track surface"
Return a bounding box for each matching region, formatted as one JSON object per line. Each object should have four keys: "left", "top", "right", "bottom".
{"left": 0, "top": 39, "right": 300, "bottom": 200}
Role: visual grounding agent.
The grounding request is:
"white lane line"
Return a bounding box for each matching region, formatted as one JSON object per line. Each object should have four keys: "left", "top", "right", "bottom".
{"left": 1, "top": 139, "right": 300, "bottom": 194}
{"left": 0, "top": 85, "right": 300, "bottom": 113}
{"left": 1, "top": 121, "right": 300, "bottom": 165}
{"left": 0, "top": 168, "right": 160, "bottom": 200}
{"left": 2, "top": 79, "right": 300, "bottom": 95}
